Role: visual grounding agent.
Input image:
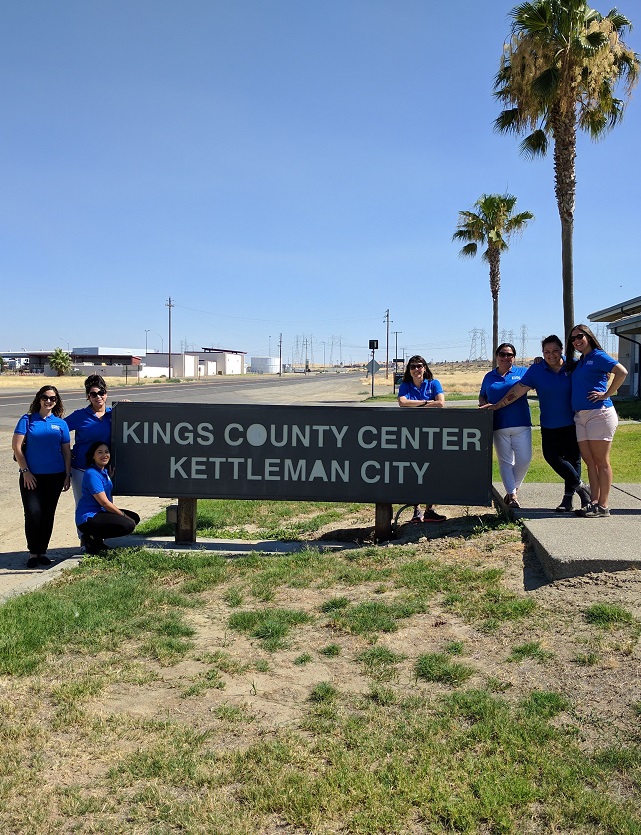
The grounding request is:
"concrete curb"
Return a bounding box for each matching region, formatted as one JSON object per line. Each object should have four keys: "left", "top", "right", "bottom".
{"left": 494, "top": 483, "right": 641, "bottom": 581}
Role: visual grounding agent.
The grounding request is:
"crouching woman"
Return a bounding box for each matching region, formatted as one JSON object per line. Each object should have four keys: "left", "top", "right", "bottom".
{"left": 76, "top": 442, "right": 140, "bottom": 554}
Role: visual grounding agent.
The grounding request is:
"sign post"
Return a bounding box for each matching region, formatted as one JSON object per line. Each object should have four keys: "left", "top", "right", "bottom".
{"left": 368, "top": 339, "right": 379, "bottom": 398}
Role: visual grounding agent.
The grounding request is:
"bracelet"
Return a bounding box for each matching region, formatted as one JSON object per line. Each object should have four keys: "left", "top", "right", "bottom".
{"left": 19, "top": 467, "right": 29, "bottom": 474}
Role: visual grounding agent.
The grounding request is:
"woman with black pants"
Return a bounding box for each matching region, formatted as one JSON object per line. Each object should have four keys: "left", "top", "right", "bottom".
{"left": 12, "top": 385, "right": 71, "bottom": 568}
{"left": 76, "top": 442, "right": 139, "bottom": 554}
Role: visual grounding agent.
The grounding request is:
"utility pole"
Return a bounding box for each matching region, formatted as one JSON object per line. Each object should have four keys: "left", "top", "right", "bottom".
{"left": 383, "top": 309, "right": 391, "bottom": 379}
{"left": 166, "top": 297, "right": 174, "bottom": 378}
{"left": 393, "top": 331, "right": 402, "bottom": 372}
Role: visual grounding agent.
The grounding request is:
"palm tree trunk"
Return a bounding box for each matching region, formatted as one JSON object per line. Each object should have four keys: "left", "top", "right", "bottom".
{"left": 488, "top": 247, "right": 501, "bottom": 359}
{"left": 553, "top": 110, "right": 576, "bottom": 340}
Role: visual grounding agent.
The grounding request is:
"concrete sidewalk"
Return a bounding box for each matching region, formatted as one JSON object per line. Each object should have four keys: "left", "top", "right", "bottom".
{"left": 495, "top": 482, "right": 641, "bottom": 580}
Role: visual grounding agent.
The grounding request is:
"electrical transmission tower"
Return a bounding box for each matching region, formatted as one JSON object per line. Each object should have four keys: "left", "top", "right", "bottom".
{"left": 468, "top": 329, "right": 480, "bottom": 361}
{"left": 519, "top": 324, "right": 528, "bottom": 362}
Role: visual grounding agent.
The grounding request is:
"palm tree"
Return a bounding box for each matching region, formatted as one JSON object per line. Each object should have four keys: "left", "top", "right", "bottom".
{"left": 494, "top": 0, "right": 639, "bottom": 339}
{"left": 453, "top": 194, "right": 534, "bottom": 359}
{"left": 48, "top": 347, "right": 72, "bottom": 376}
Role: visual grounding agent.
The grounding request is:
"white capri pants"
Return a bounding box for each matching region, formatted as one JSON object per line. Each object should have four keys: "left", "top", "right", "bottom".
{"left": 493, "top": 426, "right": 532, "bottom": 495}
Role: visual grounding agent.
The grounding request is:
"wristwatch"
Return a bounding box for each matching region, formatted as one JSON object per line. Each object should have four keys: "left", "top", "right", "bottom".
{"left": 18, "top": 467, "right": 29, "bottom": 473}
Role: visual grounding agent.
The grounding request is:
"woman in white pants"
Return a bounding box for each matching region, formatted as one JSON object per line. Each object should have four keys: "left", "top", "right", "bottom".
{"left": 479, "top": 343, "right": 531, "bottom": 508}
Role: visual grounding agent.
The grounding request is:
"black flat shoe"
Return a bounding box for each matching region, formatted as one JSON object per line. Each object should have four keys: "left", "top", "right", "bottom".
{"left": 37, "top": 555, "right": 53, "bottom": 566}
{"left": 26, "top": 557, "right": 39, "bottom": 569}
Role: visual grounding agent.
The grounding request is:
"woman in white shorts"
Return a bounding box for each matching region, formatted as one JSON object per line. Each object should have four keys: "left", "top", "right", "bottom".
{"left": 566, "top": 324, "right": 627, "bottom": 518}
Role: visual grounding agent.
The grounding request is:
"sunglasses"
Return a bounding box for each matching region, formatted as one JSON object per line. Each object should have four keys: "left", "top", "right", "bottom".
{"left": 89, "top": 389, "right": 106, "bottom": 398}
{"left": 409, "top": 364, "right": 424, "bottom": 370}
{"left": 498, "top": 352, "right": 514, "bottom": 358}
{"left": 41, "top": 395, "right": 57, "bottom": 402}
{"left": 571, "top": 333, "right": 586, "bottom": 342}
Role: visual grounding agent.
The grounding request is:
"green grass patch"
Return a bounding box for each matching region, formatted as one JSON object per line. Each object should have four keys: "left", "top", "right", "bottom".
{"left": 327, "top": 596, "right": 428, "bottom": 636}
{"left": 415, "top": 652, "right": 475, "bottom": 686}
{"left": 138, "top": 499, "right": 367, "bottom": 539}
{"left": 508, "top": 641, "right": 554, "bottom": 663}
{"left": 584, "top": 603, "right": 634, "bottom": 628}
{"left": 0, "top": 554, "right": 197, "bottom": 675}
{"left": 228, "top": 607, "right": 312, "bottom": 651}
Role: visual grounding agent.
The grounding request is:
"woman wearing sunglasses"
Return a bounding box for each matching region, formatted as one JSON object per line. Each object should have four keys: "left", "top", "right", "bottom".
{"left": 12, "top": 385, "right": 71, "bottom": 568}
{"left": 566, "top": 325, "right": 628, "bottom": 518}
{"left": 479, "top": 343, "right": 531, "bottom": 508}
{"left": 397, "top": 355, "right": 447, "bottom": 523}
{"left": 65, "top": 374, "right": 113, "bottom": 506}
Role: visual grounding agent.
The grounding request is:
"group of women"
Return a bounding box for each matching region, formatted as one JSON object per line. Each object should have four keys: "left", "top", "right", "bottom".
{"left": 12, "top": 375, "right": 139, "bottom": 568}
{"left": 398, "top": 324, "right": 627, "bottom": 520}
{"left": 479, "top": 324, "right": 627, "bottom": 516}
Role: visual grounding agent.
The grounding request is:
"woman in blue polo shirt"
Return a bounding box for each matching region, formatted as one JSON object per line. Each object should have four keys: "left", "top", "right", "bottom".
{"left": 566, "top": 324, "right": 628, "bottom": 518}
{"left": 65, "top": 374, "right": 113, "bottom": 506}
{"left": 12, "top": 384, "right": 71, "bottom": 568}
{"left": 76, "top": 442, "right": 140, "bottom": 554}
{"left": 482, "top": 335, "right": 590, "bottom": 512}
{"left": 397, "top": 355, "right": 447, "bottom": 523}
{"left": 479, "top": 343, "right": 531, "bottom": 508}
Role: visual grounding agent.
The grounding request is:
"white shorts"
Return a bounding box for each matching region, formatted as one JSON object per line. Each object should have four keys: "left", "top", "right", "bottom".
{"left": 574, "top": 406, "right": 618, "bottom": 442}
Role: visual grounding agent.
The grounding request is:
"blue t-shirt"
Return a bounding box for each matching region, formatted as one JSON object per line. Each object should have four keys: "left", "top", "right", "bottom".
{"left": 519, "top": 360, "right": 574, "bottom": 428}
{"left": 76, "top": 467, "right": 112, "bottom": 525}
{"left": 397, "top": 379, "right": 444, "bottom": 401}
{"left": 14, "top": 413, "right": 70, "bottom": 474}
{"left": 65, "top": 406, "right": 112, "bottom": 471}
{"left": 480, "top": 366, "right": 531, "bottom": 430}
{"left": 570, "top": 349, "right": 617, "bottom": 412}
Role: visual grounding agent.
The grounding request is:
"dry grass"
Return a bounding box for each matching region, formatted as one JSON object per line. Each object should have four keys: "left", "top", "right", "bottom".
{"left": 0, "top": 374, "right": 133, "bottom": 391}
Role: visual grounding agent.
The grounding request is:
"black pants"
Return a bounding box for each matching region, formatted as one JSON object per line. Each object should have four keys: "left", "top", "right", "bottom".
{"left": 19, "top": 471, "right": 67, "bottom": 556}
{"left": 78, "top": 509, "right": 140, "bottom": 551}
{"left": 540, "top": 424, "right": 582, "bottom": 493}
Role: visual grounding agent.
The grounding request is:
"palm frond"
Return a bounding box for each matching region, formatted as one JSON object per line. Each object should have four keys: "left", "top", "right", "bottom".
{"left": 520, "top": 129, "right": 548, "bottom": 158}
{"left": 531, "top": 66, "right": 560, "bottom": 102}
{"left": 606, "top": 10, "right": 633, "bottom": 32}
{"left": 458, "top": 243, "right": 479, "bottom": 259}
{"left": 494, "top": 107, "right": 524, "bottom": 134}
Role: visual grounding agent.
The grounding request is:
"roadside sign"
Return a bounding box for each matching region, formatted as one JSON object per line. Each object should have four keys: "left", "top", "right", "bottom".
{"left": 112, "top": 403, "right": 494, "bottom": 506}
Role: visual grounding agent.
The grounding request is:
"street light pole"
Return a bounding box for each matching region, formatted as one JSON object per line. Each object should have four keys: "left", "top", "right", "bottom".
{"left": 155, "top": 332, "right": 164, "bottom": 353}
{"left": 145, "top": 330, "right": 150, "bottom": 355}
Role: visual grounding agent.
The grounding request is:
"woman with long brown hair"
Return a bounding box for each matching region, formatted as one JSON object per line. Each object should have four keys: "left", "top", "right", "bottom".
{"left": 12, "top": 384, "right": 71, "bottom": 568}
{"left": 566, "top": 324, "right": 627, "bottom": 517}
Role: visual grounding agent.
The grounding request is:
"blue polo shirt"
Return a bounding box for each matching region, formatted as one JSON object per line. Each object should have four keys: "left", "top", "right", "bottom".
{"left": 76, "top": 467, "right": 113, "bottom": 525}
{"left": 519, "top": 361, "right": 574, "bottom": 428}
{"left": 480, "top": 366, "right": 531, "bottom": 430}
{"left": 398, "top": 379, "right": 444, "bottom": 401}
{"left": 14, "top": 413, "right": 70, "bottom": 474}
{"left": 570, "top": 349, "right": 617, "bottom": 411}
{"left": 65, "top": 406, "right": 112, "bottom": 471}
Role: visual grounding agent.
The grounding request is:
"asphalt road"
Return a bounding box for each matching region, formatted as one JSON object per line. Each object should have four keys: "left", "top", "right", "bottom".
{"left": 0, "top": 371, "right": 369, "bottom": 431}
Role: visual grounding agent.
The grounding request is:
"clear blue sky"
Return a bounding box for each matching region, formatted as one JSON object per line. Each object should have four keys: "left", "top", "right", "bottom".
{"left": 2, "top": 0, "right": 639, "bottom": 364}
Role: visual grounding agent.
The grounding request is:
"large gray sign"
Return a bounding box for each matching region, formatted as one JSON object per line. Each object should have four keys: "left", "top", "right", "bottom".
{"left": 112, "top": 403, "right": 493, "bottom": 505}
